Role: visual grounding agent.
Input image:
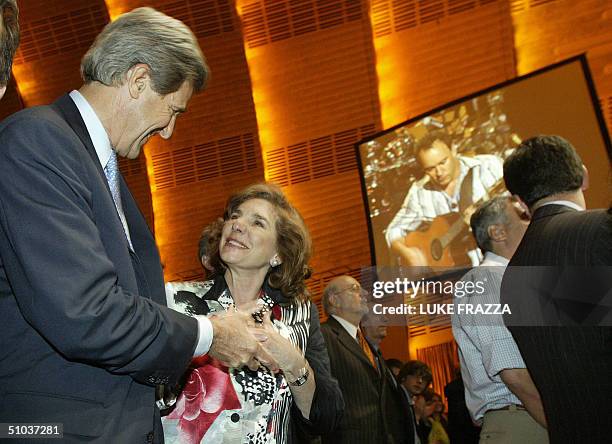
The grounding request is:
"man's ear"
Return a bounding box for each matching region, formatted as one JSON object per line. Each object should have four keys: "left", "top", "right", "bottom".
{"left": 581, "top": 164, "right": 589, "bottom": 191}
{"left": 126, "top": 64, "right": 151, "bottom": 99}
{"left": 487, "top": 224, "right": 507, "bottom": 242}
{"left": 328, "top": 292, "right": 340, "bottom": 310}
{"left": 513, "top": 194, "right": 531, "bottom": 220}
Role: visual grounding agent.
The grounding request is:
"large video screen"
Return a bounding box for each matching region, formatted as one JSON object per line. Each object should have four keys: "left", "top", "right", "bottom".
{"left": 357, "top": 56, "right": 612, "bottom": 268}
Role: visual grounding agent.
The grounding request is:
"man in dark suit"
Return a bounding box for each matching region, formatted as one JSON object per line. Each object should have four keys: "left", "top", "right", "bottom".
{"left": 0, "top": 0, "right": 19, "bottom": 100}
{"left": 320, "top": 275, "right": 413, "bottom": 444}
{"left": 0, "top": 8, "right": 274, "bottom": 443}
{"left": 500, "top": 135, "right": 612, "bottom": 443}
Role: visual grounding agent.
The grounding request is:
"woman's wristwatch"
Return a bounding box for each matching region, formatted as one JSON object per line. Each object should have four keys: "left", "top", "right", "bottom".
{"left": 287, "top": 365, "right": 310, "bottom": 387}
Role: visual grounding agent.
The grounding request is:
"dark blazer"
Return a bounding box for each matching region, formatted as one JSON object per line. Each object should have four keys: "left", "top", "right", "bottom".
{"left": 320, "top": 316, "right": 413, "bottom": 444}
{"left": 500, "top": 205, "right": 612, "bottom": 443}
{"left": 0, "top": 95, "right": 198, "bottom": 443}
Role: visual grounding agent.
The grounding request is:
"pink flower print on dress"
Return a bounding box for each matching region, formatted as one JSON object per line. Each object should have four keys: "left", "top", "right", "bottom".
{"left": 167, "top": 355, "right": 241, "bottom": 443}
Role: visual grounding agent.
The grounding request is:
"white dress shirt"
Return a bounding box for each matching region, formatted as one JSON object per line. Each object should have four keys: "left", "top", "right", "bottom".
{"left": 69, "top": 90, "right": 212, "bottom": 356}
{"left": 539, "top": 200, "right": 584, "bottom": 211}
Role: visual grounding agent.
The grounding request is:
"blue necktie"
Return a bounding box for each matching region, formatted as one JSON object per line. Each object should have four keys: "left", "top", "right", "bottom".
{"left": 104, "top": 150, "right": 134, "bottom": 250}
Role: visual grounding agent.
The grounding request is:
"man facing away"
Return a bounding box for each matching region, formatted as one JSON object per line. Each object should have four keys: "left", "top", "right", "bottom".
{"left": 452, "top": 195, "right": 548, "bottom": 443}
{"left": 385, "top": 130, "right": 503, "bottom": 266}
{"left": 0, "top": 8, "right": 275, "bottom": 443}
{"left": 0, "top": 0, "right": 19, "bottom": 100}
{"left": 500, "top": 135, "right": 612, "bottom": 443}
{"left": 320, "top": 275, "right": 412, "bottom": 444}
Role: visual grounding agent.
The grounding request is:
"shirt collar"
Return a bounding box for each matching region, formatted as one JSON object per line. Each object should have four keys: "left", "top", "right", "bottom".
{"left": 69, "top": 90, "right": 113, "bottom": 169}
{"left": 332, "top": 314, "right": 359, "bottom": 340}
{"left": 481, "top": 251, "right": 509, "bottom": 266}
{"left": 538, "top": 200, "right": 584, "bottom": 212}
{"left": 401, "top": 385, "right": 415, "bottom": 405}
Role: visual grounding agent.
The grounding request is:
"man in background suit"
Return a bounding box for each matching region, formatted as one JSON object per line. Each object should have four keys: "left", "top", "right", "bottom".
{"left": 500, "top": 135, "right": 612, "bottom": 443}
{"left": 0, "top": 8, "right": 274, "bottom": 443}
{"left": 0, "top": 0, "right": 19, "bottom": 100}
{"left": 321, "top": 275, "right": 412, "bottom": 444}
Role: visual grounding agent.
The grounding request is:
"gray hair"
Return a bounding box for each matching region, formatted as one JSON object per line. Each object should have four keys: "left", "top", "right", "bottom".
{"left": 0, "top": 0, "right": 19, "bottom": 87}
{"left": 470, "top": 196, "right": 509, "bottom": 253}
{"left": 81, "top": 7, "right": 209, "bottom": 95}
{"left": 322, "top": 282, "right": 340, "bottom": 316}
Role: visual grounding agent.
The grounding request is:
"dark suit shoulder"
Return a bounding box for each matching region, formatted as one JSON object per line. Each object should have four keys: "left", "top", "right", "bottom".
{"left": 0, "top": 103, "right": 69, "bottom": 133}
{"left": 321, "top": 317, "right": 344, "bottom": 339}
{"left": 320, "top": 320, "right": 335, "bottom": 343}
{"left": 0, "top": 104, "right": 88, "bottom": 164}
{"left": 511, "top": 208, "right": 612, "bottom": 266}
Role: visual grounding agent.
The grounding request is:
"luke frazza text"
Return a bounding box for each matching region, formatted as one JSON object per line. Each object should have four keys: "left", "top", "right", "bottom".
{"left": 372, "top": 303, "right": 511, "bottom": 315}
{"left": 372, "top": 278, "right": 486, "bottom": 299}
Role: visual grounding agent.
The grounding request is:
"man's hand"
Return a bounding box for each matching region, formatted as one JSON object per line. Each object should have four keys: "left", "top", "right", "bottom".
{"left": 391, "top": 240, "right": 429, "bottom": 266}
{"left": 207, "top": 311, "right": 279, "bottom": 372}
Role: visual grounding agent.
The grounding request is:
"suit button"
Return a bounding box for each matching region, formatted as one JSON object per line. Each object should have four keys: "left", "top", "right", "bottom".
{"left": 146, "top": 431, "right": 154, "bottom": 443}
{"left": 230, "top": 413, "right": 240, "bottom": 423}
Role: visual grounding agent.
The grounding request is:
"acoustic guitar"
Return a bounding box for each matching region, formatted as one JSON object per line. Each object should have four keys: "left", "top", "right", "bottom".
{"left": 402, "top": 178, "right": 506, "bottom": 267}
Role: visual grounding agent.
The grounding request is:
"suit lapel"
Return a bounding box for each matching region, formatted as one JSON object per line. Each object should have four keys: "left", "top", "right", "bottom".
{"left": 51, "top": 94, "right": 151, "bottom": 275}
{"left": 328, "top": 317, "right": 379, "bottom": 376}
{"left": 53, "top": 94, "right": 138, "bottom": 255}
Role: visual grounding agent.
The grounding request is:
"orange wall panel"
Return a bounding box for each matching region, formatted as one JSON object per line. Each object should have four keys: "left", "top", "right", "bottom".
{"left": 371, "top": 0, "right": 516, "bottom": 128}
{"left": 236, "top": 0, "right": 381, "bottom": 291}
{"left": 511, "top": 0, "right": 612, "bottom": 137}
{"left": 12, "top": 1, "right": 109, "bottom": 106}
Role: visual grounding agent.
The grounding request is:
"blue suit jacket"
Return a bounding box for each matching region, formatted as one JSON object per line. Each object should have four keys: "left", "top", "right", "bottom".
{"left": 0, "top": 95, "right": 198, "bottom": 443}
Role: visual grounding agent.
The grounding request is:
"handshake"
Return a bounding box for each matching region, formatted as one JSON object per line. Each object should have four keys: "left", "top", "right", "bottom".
{"left": 205, "top": 310, "right": 305, "bottom": 375}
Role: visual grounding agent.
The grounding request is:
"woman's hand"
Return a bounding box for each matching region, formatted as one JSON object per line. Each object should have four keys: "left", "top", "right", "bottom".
{"left": 248, "top": 313, "right": 306, "bottom": 377}
{"left": 208, "top": 310, "right": 279, "bottom": 372}
{"left": 251, "top": 312, "right": 316, "bottom": 419}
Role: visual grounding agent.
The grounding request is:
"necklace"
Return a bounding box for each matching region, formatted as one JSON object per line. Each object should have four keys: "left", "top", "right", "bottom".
{"left": 231, "top": 290, "right": 274, "bottom": 324}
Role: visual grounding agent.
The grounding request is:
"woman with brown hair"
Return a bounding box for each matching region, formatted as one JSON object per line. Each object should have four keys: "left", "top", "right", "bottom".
{"left": 162, "top": 183, "right": 343, "bottom": 443}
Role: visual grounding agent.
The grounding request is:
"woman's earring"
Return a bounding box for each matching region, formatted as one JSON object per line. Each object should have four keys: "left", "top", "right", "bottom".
{"left": 270, "top": 257, "right": 280, "bottom": 267}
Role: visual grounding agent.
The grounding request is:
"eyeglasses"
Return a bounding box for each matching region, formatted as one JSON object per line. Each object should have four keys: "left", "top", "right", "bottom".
{"left": 335, "top": 283, "right": 367, "bottom": 297}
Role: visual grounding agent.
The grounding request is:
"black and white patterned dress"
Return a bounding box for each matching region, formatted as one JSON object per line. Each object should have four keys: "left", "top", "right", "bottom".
{"left": 162, "top": 277, "right": 311, "bottom": 444}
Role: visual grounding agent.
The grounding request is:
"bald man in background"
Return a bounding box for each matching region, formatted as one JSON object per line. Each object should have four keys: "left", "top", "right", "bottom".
{"left": 320, "top": 275, "right": 412, "bottom": 444}
{"left": 0, "top": 0, "right": 19, "bottom": 100}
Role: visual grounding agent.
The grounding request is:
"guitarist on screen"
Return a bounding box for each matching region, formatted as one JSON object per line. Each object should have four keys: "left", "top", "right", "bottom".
{"left": 385, "top": 130, "right": 504, "bottom": 267}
